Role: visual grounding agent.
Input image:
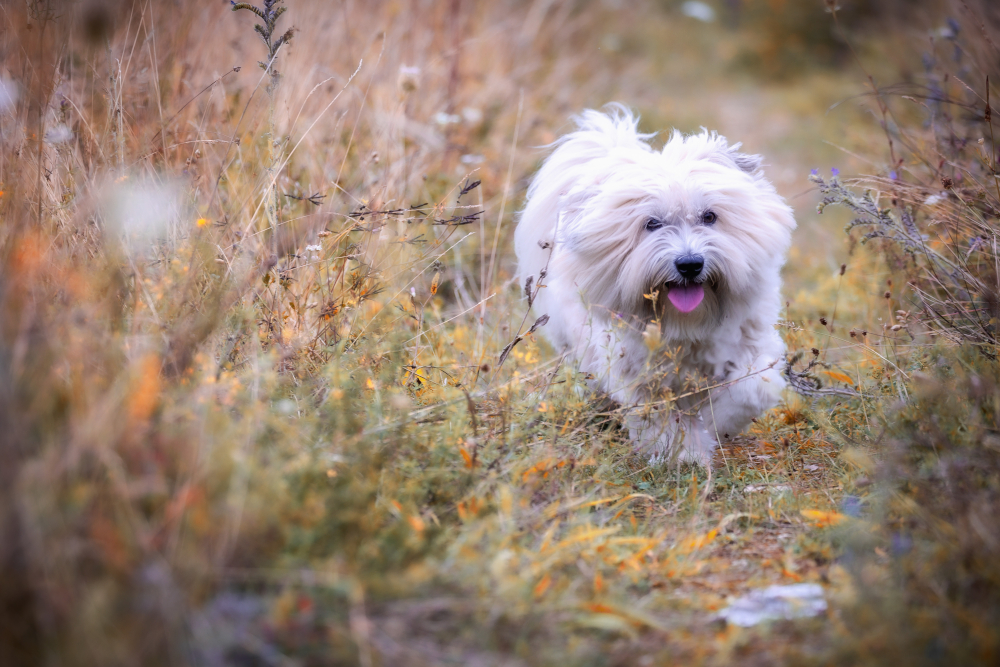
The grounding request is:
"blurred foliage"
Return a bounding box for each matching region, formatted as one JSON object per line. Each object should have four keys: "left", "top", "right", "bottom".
{"left": 803, "top": 2, "right": 1000, "bottom": 663}
{"left": 824, "top": 348, "right": 1000, "bottom": 665}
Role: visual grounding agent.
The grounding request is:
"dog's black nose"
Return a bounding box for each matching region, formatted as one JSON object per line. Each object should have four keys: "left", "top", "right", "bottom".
{"left": 674, "top": 255, "right": 705, "bottom": 281}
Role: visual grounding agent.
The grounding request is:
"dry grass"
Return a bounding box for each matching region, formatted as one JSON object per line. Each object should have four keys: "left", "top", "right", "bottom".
{"left": 2, "top": 0, "right": 999, "bottom": 665}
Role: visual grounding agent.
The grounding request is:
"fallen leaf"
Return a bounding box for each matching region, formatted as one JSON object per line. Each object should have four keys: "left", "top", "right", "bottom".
{"left": 823, "top": 370, "right": 855, "bottom": 385}
{"left": 801, "top": 509, "right": 848, "bottom": 527}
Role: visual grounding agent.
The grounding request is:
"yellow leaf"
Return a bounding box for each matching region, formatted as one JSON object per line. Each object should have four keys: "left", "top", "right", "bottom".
{"left": 801, "top": 509, "right": 848, "bottom": 527}
{"left": 533, "top": 573, "right": 552, "bottom": 598}
{"left": 823, "top": 370, "right": 855, "bottom": 385}
{"left": 430, "top": 271, "right": 440, "bottom": 295}
{"left": 678, "top": 529, "right": 717, "bottom": 554}
{"left": 576, "top": 613, "right": 638, "bottom": 638}
{"left": 553, "top": 526, "right": 620, "bottom": 550}
{"left": 580, "top": 603, "right": 667, "bottom": 633}
{"left": 539, "top": 523, "right": 559, "bottom": 552}
{"left": 499, "top": 486, "right": 513, "bottom": 516}
{"left": 128, "top": 355, "right": 161, "bottom": 422}
{"left": 459, "top": 447, "right": 474, "bottom": 469}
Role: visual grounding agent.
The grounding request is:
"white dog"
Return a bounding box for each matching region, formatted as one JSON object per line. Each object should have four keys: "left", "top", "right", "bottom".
{"left": 515, "top": 106, "right": 795, "bottom": 465}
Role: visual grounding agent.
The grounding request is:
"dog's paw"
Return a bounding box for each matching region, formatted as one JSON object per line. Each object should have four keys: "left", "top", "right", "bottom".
{"left": 636, "top": 420, "right": 717, "bottom": 467}
{"left": 676, "top": 428, "right": 717, "bottom": 467}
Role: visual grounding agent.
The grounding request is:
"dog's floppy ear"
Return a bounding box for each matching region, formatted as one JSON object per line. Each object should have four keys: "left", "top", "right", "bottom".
{"left": 556, "top": 186, "right": 599, "bottom": 237}
{"left": 669, "top": 130, "right": 763, "bottom": 175}
{"left": 717, "top": 140, "right": 762, "bottom": 174}
{"left": 728, "top": 146, "right": 763, "bottom": 174}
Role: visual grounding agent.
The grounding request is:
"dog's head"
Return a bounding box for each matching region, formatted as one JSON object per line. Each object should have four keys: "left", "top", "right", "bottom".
{"left": 545, "top": 107, "right": 796, "bottom": 332}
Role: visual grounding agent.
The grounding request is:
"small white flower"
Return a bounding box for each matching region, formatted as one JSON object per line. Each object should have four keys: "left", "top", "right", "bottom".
{"left": 433, "top": 111, "right": 461, "bottom": 126}
{"left": 924, "top": 193, "right": 947, "bottom": 206}
{"left": 105, "top": 178, "right": 185, "bottom": 247}
{"left": 45, "top": 124, "right": 74, "bottom": 144}
{"left": 0, "top": 78, "right": 18, "bottom": 113}
{"left": 305, "top": 243, "right": 322, "bottom": 261}
{"left": 460, "top": 154, "right": 484, "bottom": 165}
{"left": 462, "top": 107, "right": 483, "bottom": 124}
{"left": 398, "top": 65, "right": 421, "bottom": 93}
{"left": 681, "top": 1, "right": 715, "bottom": 22}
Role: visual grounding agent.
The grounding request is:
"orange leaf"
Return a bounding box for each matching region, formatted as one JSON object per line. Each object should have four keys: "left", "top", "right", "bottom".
{"left": 823, "top": 370, "right": 855, "bottom": 385}
{"left": 459, "top": 447, "right": 474, "bottom": 469}
{"left": 533, "top": 573, "right": 552, "bottom": 598}
{"left": 801, "top": 509, "right": 848, "bottom": 527}
{"left": 128, "top": 355, "right": 161, "bottom": 422}
{"left": 678, "top": 529, "right": 718, "bottom": 553}
{"left": 430, "top": 271, "right": 440, "bottom": 295}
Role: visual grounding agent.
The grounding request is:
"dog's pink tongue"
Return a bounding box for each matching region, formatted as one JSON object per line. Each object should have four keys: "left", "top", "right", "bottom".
{"left": 667, "top": 284, "right": 704, "bottom": 313}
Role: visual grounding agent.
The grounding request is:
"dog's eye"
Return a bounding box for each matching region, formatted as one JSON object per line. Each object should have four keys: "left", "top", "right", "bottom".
{"left": 645, "top": 218, "right": 664, "bottom": 231}
{"left": 701, "top": 210, "right": 718, "bottom": 225}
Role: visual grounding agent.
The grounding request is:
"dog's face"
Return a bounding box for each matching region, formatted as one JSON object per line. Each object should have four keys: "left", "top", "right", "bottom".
{"left": 555, "top": 130, "right": 795, "bottom": 330}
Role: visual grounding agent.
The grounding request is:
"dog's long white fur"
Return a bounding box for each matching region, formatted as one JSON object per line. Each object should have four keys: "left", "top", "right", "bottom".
{"left": 515, "top": 105, "right": 796, "bottom": 464}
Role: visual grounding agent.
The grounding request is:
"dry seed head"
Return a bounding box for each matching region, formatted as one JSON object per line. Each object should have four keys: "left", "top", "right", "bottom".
{"left": 643, "top": 322, "right": 662, "bottom": 350}
{"left": 398, "top": 65, "right": 420, "bottom": 93}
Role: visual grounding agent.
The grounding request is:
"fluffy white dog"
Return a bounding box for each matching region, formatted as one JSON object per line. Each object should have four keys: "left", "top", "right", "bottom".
{"left": 515, "top": 106, "right": 795, "bottom": 465}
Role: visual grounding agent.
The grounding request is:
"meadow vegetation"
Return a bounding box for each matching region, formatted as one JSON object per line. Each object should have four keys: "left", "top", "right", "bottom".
{"left": 1, "top": 0, "right": 999, "bottom": 664}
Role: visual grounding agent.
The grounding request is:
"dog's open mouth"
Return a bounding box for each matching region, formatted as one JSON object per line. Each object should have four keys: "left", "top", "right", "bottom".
{"left": 666, "top": 282, "right": 705, "bottom": 313}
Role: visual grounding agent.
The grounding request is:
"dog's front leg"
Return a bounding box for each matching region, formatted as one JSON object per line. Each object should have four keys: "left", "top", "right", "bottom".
{"left": 702, "top": 354, "right": 785, "bottom": 441}
{"left": 588, "top": 324, "right": 718, "bottom": 466}
{"left": 624, "top": 407, "right": 716, "bottom": 466}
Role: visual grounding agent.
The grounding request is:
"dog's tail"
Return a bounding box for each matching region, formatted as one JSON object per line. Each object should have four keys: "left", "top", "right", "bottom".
{"left": 514, "top": 104, "right": 652, "bottom": 294}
